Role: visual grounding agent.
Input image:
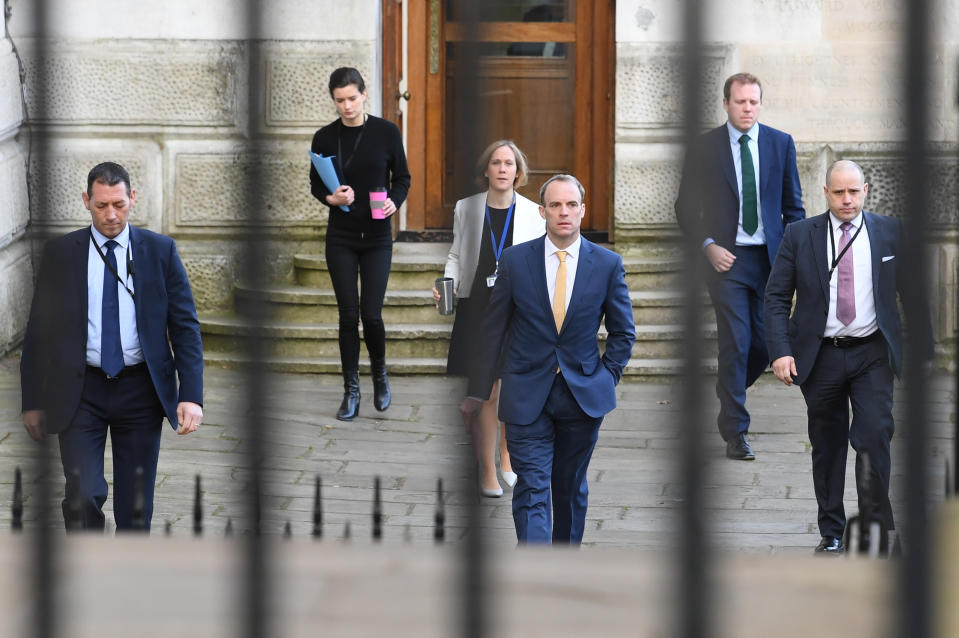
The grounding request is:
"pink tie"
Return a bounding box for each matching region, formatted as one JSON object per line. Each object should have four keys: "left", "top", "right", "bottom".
{"left": 836, "top": 222, "right": 856, "bottom": 325}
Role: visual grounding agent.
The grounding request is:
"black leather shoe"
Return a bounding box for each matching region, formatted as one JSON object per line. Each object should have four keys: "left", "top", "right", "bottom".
{"left": 336, "top": 370, "right": 360, "bottom": 421}
{"left": 815, "top": 536, "right": 844, "bottom": 555}
{"left": 725, "top": 433, "right": 755, "bottom": 460}
{"left": 371, "top": 357, "right": 391, "bottom": 412}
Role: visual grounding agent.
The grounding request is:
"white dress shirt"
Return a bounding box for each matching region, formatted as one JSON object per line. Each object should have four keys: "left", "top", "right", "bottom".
{"left": 87, "top": 224, "right": 143, "bottom": 367}
{"left": 728, "top": 121, "right": 765, "bottom": 247}
{"left": 824, "top": 212, "right": 878, "bottom": 338}
{"left": 544, "top": 234, "right": 581, "bottom": 315}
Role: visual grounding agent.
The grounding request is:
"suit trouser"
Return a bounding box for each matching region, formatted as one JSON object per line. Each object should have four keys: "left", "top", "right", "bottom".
{"left": 505, "top": 373, "right": 602, "bottom": 545}
{"left": 707, "top": 245, "right": 770, "bottom": 440}
{"left": 799, "top": 336, "right": 895, "bottom": 538}
{"left": 58, "top": 365, "right": 164, "bottom": 531}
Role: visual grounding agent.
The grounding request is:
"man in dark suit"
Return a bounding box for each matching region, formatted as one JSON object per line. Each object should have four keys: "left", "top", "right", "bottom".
{"left": 461, "top": 174, "right": 635, "bottom": 544}
{"left": 21, "top": 162, "right": 204, "bottom": 531}
{"left": 764, "top": 160, "right": 932, "bottom": 553}
{"left": 675, "top": 72, "right": 805, "bottom": 460}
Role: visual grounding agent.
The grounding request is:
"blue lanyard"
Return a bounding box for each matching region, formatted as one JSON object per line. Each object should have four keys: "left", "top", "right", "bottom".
{"left": 485, "top": 196, "right": 515, "bottom": 271}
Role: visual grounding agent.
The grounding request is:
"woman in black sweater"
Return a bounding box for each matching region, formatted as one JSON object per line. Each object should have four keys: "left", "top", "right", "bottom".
{"left": 310, "top": 67, "right": 411, "bottom": 421}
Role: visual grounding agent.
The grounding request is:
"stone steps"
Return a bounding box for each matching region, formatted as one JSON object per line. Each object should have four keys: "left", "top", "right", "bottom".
{"left": 293, "top": 250, "right": 686, "bottom": 291}
{"left": 200, "top": 243, "right": 717, "bottom": 378}
{"left": 200, "top": 317, "right": 717, "bottom": 362}
{"left": 202, "top": 351, "right": 718, "bottom": 380}
{"left": 231, "top": 283, "right": 710, "bottom": 326}
{"left": 234, "top": 285, "right": 455, "bottom": 325}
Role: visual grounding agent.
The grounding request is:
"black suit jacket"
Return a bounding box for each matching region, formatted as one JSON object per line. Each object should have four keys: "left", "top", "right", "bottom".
{"left": 20, "top": 226, "right": 204, "bottom": 432}
{"left": 764, "top": 211, "right": 933, "bottom": 386}
{"left": 674, "top": 123, "right": 805, "bottom": 265}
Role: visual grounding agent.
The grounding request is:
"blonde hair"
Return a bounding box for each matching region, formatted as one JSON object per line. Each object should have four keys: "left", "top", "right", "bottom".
{"left": 474, "top": 140, "right": 530, "bottom": 188}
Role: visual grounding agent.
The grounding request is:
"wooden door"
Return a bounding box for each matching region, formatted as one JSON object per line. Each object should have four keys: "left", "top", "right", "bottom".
{"left": 405, "top": 0, "right": 613, "bottom": 234}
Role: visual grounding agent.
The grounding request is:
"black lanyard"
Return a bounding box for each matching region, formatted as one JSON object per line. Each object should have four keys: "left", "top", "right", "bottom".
{"left": 90, "top": 229, "right": 135, "bottom": 301}
{"left": 484, "top": 196, "right": 516, "bottom": 274}
{"left": 828, "top": 216, "right": 864, "bottom": 279}
{"left": 337, "top": 116, "right": 367, "bottom": 176}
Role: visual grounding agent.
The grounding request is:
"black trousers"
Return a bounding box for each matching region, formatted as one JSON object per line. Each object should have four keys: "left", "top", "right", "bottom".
{"left": 800, "top": 336, "right": 895, "bottom": 538}
{"left": 325, "top": 232, "right": 392, "bottom": 372}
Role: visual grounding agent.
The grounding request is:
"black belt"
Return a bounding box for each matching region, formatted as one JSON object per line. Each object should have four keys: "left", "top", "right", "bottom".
{"left": 822, "top": 332, "right": 881, "bottom": 348}
{"left": 86, "top": 362, "right": 148, "bottom": 380}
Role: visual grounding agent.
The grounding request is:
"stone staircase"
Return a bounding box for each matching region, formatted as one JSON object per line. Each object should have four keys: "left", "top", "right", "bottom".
{"left": 200, "top": 243, "right": 718, "bottom": 378}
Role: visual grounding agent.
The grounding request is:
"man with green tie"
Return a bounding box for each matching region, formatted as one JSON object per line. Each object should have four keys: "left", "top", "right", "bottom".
{"left": 674, "top": 73, "right": 805, "bottom": 461}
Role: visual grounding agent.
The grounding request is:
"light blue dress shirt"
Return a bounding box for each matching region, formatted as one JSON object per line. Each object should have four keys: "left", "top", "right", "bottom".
{"left": 87, "top": 224, "right": 144, "bottom": 368}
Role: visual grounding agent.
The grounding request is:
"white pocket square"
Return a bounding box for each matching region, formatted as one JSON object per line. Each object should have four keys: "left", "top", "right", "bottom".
{"left": 882, "top": 255, "right": 895, "bottom": 262}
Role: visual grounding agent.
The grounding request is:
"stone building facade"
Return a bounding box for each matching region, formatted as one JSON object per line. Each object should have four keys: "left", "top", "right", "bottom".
{"left": 2, "top": 0, "right": 957, "bottom": 363}
{"left": 615, "top": 0, "right": 958, "bottom": 362}
{"left": 0, "top": 7, "right": 30, "bottom": 354}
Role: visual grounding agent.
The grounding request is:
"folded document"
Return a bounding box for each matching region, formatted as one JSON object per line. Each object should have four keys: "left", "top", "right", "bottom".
{"left": 309, "top": 152, "right": 350, "bottom": 212}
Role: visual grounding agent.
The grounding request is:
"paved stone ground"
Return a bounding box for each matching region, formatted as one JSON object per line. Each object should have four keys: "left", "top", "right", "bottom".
{"left": 0, "top": 354, "right": 953, "bottom": 553}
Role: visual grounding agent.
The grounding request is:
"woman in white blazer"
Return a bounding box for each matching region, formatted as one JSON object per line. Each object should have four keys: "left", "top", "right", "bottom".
{"left": 433, "top": 140, "right": 545, "bottom": 497}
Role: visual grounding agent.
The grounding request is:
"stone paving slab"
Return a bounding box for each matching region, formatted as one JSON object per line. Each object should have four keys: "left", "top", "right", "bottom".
{"left": 0, "top": 354, "right": 954, "bottom": 557}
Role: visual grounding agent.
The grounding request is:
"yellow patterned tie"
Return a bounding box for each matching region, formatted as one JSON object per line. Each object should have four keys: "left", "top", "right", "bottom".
{"left": 553, "top": 251, "right": 567, "bottom": 333}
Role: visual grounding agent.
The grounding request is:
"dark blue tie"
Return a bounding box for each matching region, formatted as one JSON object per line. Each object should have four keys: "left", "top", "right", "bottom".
{"left": 101, "top": 239, "right": 123, "bottom": 377}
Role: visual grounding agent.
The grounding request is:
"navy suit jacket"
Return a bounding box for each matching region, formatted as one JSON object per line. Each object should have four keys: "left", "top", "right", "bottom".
{"left": 675, "top": 123, "right": 805, "bottom": 265}
{"left": 468, "top": 236, "right": 636, "bottom": 425}
{"left": 764, "top": 211, "right": 933, "bottom": 386}
{"left": 20, "top": 225, "right": 204, "bottom": 432}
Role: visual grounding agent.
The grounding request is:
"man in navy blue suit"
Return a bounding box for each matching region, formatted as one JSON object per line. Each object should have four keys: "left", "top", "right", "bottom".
{"left": 462, "top": 174, "right": 635, "bottom": 544}
{"left": 765, "top": 160, "right": 932, "bottom": 554}
{"left": 675, "top": 72, "right": 805, "bottom": 460}
{"left": 21, "top": 162, "right": 204, "bottom": 531}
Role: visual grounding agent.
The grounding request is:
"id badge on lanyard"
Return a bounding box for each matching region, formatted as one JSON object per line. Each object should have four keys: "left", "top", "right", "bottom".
{"left": 485, "top": 197, "right": 515, "bottom": 287}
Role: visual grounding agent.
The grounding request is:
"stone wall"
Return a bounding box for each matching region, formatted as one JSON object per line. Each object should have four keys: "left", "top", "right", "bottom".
{"left": 0, "top": 8, "right": 30, "bottom": 354}
{"left": 615, "top": 0, "right": 959, "bottom": 361}
{"left": 6, "top": 0, "right": 380, "bottom": 316}
{"left": 2, "top": 1, "right": 956, "bottom": 362}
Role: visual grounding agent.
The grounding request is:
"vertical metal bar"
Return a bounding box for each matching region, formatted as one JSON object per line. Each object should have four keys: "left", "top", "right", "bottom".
{"left": 28, "top": 0, "right": 55, "bottom": 635}
{"left": 312, "top": 475, "right": 323, "bottom": 538}
{"left": 899, "top": 1, "right": 933, "bottom": 637}
{"left": 12, "top": 467, "right": 23, "bottom": 531}
{"left": 194, "top": 474, "right": 203, "bottom": 536}
{"left": 678, "top": 0, "right": 709, "bottom": 637}
{"left": 242, "top": 0, "right": 268, "bottom": 635}
{"left": 372, "top": 476, "right": 383, "bottom": 541}
{"left": 448, "top": 2, "right": 485, "bottom": 638}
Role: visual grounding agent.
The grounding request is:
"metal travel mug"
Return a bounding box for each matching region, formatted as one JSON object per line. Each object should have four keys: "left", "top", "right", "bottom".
{"left": 436, "top": 277, "right": 455, "bottom": 316}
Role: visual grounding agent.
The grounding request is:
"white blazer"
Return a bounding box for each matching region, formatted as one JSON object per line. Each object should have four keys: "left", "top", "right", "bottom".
{"left": 444, "top": 192, "right": 545, "bottom": 298}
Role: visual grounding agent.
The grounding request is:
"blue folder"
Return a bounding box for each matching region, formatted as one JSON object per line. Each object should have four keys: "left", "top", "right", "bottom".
{"left": 309, "top": 151, "right": 350, "bottom": 212}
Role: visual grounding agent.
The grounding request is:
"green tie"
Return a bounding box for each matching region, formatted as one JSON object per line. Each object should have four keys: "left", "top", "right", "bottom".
{"left": 739, "top": 134, "right": 758, "bottom": 235}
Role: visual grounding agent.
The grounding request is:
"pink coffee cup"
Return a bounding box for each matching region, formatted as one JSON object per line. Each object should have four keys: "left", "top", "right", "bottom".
{"left": 370, "top": 188, "right": 388, "bottom": 219}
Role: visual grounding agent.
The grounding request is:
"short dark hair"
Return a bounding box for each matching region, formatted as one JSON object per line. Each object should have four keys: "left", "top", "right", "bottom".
{"left": 87, "top": 162, "right": 132, "bottom": 197}
{"left": 539, "top": 174, "right": 585, "bottom": 205}
{"left": 723, "top": 72, "right": 763, "bottom": 101}
{"left": 328, "top": 67, "right": 366, "bottom": 97}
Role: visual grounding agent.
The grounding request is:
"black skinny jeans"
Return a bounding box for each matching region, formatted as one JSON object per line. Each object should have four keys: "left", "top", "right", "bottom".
{"left": 325, "top": 232, "right": 392, "bottom": 373}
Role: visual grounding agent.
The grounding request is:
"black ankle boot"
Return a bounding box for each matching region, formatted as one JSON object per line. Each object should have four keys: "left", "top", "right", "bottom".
{"left": 371, "top": 358, "right": 391, "bottom": 412}
{"left": 336, "top": 370, "right": 360, "bottom": 421}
